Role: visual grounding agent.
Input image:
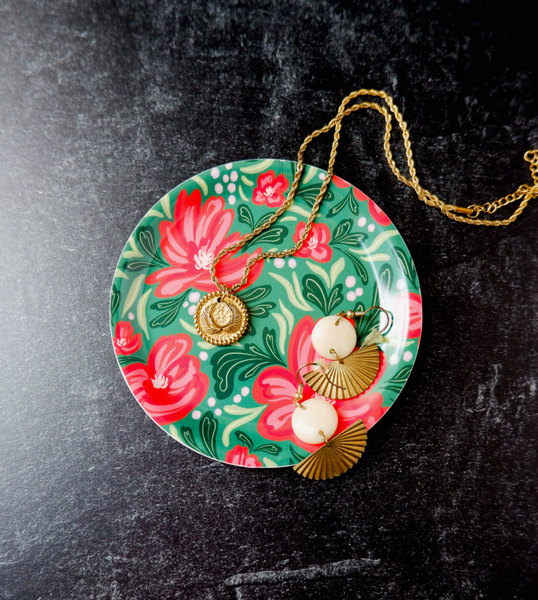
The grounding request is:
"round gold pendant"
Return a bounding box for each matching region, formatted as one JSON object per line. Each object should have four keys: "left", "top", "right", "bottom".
{"left": 193, "top": 292, "right": 248, "bottom": 346}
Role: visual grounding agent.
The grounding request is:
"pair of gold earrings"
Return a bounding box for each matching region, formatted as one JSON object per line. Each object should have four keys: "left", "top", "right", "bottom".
{"left": 290, "top": 307, "right": 390, "bottom": 480}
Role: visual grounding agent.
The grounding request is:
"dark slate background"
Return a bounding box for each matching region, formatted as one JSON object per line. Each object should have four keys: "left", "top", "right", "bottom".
{"left": 1, "top": 1, "right": 537, "bottom": 599}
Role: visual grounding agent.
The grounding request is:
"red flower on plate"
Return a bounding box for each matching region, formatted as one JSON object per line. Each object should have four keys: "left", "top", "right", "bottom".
{"left": 113, "top": 321, "right": 142, "bottom": 355}
{"left": 394, "top": 292, "right": 423, "bottom": 339}
{"left": 225, "top": 445, "right": 263, "bottom": 468}
{"left": 292, "top": 222, "right": 332, "bottom": 262}
{"left": 252, "top": 170, "right": 289, "bottom": 207}
{"left": 331, "top": 174, "right": 352, "bottom": 189}
{"left": 123, "top": 334, "right": 209, "bottom": 426}
{"left": 368, "top": 200, "right": 391, "bottom": 226}
{"left": 253, "top": 316, "right": 388, "bottom": 452}
{"left": 146, "top": 189, "right": 263, "bottom": 297}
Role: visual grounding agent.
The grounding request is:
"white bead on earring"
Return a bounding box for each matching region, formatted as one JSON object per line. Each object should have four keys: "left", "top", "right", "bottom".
{"left": 291, "top": 397, "right": 338, "bottom": 445}
{"left": 311, "top": 315, "right": 357, "bottom": 359}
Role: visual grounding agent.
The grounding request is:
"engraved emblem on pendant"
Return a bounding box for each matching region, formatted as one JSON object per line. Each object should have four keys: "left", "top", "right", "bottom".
{"left": 194, "top": 292, "right": 248, "bottom": 345}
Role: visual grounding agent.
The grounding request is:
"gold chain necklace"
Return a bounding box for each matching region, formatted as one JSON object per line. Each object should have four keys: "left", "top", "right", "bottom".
{"left": 194, "top": 88, "right": 538, "bottom": 345}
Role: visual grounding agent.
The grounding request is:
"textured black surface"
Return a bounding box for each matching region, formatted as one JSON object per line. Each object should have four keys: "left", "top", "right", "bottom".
{"left": 1, "top": 1, "right": 537, "bottom": 599}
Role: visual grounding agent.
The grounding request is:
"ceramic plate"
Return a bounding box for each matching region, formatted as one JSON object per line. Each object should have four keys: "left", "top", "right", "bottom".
{"left": 110, "top": 159, "right": 422, "bottom": 468}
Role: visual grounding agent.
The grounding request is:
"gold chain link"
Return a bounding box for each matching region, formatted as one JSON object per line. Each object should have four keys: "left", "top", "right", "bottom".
{"left": 210, "top": 89, "right": 538, "bottom": 293}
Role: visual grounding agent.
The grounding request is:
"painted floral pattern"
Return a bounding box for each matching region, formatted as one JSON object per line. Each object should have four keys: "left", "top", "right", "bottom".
{"left": 332, "top": 174, "right": 390, "bottom": 224}
{"left": 113, "top": 321, "right": 142, "bottom": 355}
{"left": 368, "top": 200, "right": 391, "bottom": 226}
{"left": 123, "top": 334, "right": 209, "bottom": 426}
{"left": 146, "top": 188, "right": 264, "bottom": 297}
{"left": 252, "top": 170, "right": 289, "bottom": 207}
{"left": 111, "top": 159, "right": 422, "bottom": 468}
{"left": 292, "top": 222, "right": 332, "bottom": 262}
{"left": 394, "top": 292, "right": 423, "bottom": 338}
{"left": 225, "top": 445, "right": 263, "bottom": 467}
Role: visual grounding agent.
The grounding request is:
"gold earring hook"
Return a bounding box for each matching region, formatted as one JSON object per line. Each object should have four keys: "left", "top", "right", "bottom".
{"left": 334, "top": 306, "right": 391, "bottom": 334}
{"left": 361, "top": 306, "right": 391, "bottom": 334}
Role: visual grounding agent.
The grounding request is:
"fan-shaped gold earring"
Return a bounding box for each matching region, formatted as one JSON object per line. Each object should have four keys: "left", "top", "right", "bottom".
{"left": 290, "top": 366, "right": 367, "bottom": 479}
{"left": 293, "top": 419, "right": 368, "bottom": 480}
{"left": 303, "top": 306, "right": 390, "bottom": 400}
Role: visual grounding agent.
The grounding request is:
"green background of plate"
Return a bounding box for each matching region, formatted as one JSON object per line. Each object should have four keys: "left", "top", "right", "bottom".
{"left": 110, "top": 158, "right": 421, "bottom": 467}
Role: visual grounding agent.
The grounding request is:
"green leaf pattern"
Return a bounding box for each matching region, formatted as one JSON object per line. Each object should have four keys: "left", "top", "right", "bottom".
{"left": 302, "top": 274, "right": 344, "bottom": 316}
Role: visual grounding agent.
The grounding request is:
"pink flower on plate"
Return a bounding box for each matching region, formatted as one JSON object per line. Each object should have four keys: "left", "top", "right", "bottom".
{"left": 225, "top": 445, "right": 263, "bottom": 468}
{"left": 123, "top": 334, "right": 209, "bottom": 426}
{"left": 368, "top": 200, "right": 391, "bottom": 226}
{"left": 253, "top": 316, "right": 388, "bottom": 452}
{"left": 394, "top": 292, "right": 423, "bottom": 339}
{"left": 331, "top": 174, "right": 352, "bottom": 189}
{"left": 113, "top": 321, "right": 142, "bottom": 355}
{"left": 252, "top": 170, "right": 289, "bottom": 207}
{"left": 292, "top": 222, "right": 332, "bottom": 262}
{"left": 146, "top": 188, "right": 264, "bottom": 297}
